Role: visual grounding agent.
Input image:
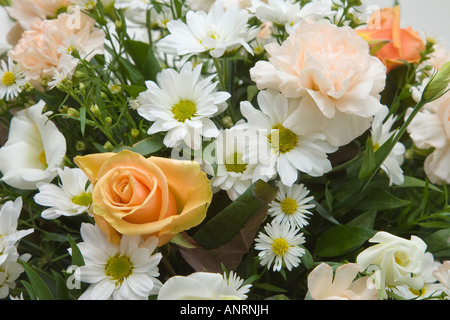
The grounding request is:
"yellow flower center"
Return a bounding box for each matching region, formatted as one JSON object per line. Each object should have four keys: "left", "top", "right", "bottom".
{"left": 39, "top": 150, "right": 48, "bottom": 168}
{"left": 268, "top": 124, "right": 298, "bottom": 154}
{"left": 105, "top": 254, "right": 133, "bottom": 284}
{"left": 281, "top": 198, "right": 298, "bottom": 215}
{"left": 71, "top": 192, "right": 93, "bottom": 207}
{"left": 1, "top": 71, "right": 15, "bottom": 86}
{"left": 172, "top": 100, "right": 197, "bottom": 123}
{"left": 394, "top": 251, "right": 410, "bottom": 267}
{"left": 272, "top": 238, "right": 289, "bottom": 256}
{"left": 225, "top": 152, "right": 247, "bottom": 174}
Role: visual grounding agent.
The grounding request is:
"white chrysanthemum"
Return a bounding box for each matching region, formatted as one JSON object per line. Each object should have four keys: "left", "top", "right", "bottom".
{"left": 0, "top": 100, "right": 67, "bottom": 190}
{"left": 235, "top": 89, "right": 337, "bottom": 187}
{"left": 137, "top": 62, "right": 230, "bottom": 150}
{"left": 157, "top": 1, "right": 258, "bottom": 60}
{"left": 268, "top": 182, "right": 315, "bottom": 229}
{"left": 255, "top": 220, "right": 305, "bottom": 272}
{"left": 203, "top": 129, "right": 274, "bottom": 200}
{"left": 370, "top": 106, "right": 405, "bottom": 186}
{"left": 0, "top": 198, "right": 34, "bottom": 266}
{"left": 251, "top": 0, "right": 332, "bottom": 33}
{"left": 158, "top": 271, "right": 251, "bottom": 300}
{"left": 73, "top": 223, "right": 163, "bottom": 300}
{"left": 0, "top": 59, "right": 27, "bottom": 101}
{"left": 34, "top": 167, "right": 93, "bottom": 220}
{"left": 0, "top": 253, "right": 31, "bottom": 299}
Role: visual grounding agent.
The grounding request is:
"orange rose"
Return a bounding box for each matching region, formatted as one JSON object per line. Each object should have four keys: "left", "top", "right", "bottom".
{"left": 74, "top": 150, "right": 212, "bottom": 246}
{"left": 357, "top": 6, "right": 425, "bottom": 73}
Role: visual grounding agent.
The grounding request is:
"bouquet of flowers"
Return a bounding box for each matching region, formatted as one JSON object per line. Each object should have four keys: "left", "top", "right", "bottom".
{"left": 0, "top": 0, "right": 449, "bottom": 301}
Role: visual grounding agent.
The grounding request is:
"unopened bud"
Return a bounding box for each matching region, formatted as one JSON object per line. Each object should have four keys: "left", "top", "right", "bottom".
{"left": 422, "top": 61, "right": 450, "bottom": 102}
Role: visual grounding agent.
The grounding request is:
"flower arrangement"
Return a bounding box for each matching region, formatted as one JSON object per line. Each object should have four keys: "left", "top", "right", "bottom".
{"left": 0, "top": 0, "right": 449, "bottom": 301}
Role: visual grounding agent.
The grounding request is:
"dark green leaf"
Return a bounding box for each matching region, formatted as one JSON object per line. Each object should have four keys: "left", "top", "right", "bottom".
{"left": 315, "top": 225, "right": 377, "bottom": 258}
{"left": 192, "top": 180, "right": 277, "bottom": 250}
{"left": 68, "top": 234, "right": 85, "bottom": 267}
{"left": 19, "top": 260, "right": 54, "bottom": 300}
{"left": 355, "top": 187, "right": 410, "bottom": 211}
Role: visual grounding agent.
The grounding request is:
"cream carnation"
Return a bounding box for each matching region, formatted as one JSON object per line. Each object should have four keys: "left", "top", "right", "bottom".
{"left": 250, "top": 22, "right": 387, "bottom": 147}
{"left": 6, "top": 0, "right": 72, "bottom": 29}
{"left": 8, "top": 12, "right": 105, "bottom": 87}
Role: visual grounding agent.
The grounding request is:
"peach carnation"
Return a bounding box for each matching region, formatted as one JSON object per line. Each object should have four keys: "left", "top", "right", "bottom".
{"left": 8, "top": 12, "right": 105, "bottom": 86}
{"left": 250, "top": 22, "right": 387, "bottom": 147}
{"left": 6, "top": 0, "right": 72, "bottom": 30}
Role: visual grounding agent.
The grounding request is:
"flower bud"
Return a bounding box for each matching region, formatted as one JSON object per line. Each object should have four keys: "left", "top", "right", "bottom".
{"left": 421, "top": 61, "right": 450, "bottom": 102}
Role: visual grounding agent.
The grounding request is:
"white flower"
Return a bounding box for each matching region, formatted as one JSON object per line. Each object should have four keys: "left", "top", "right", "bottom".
{"left": 47, "top": 69, "right": 69, "bottom": 90}
{"left": 0, "top": 198, "right": 34, "bottom": 265}
{"left": 254, "top": 220, "right": 305, "bottom": 272}
{"left": 356, "top": 231, "right": 428, "bottom": 298}
{"left": 268, "top": 182, "right": 315, "bottom": 229}
{"left": 250, "top": 22, "right": 387, "bottom": 147}
{"left": 406, "top": 91, "right": 450, "bottom": 184}
{"left": 251, "top": 0, "right": 332, "bottom": 33}
{"left": 235, "top": 89, "right": 337, "bottom": 187}
{"left": 370, "top": 106, "right": 405, "bottom": 186}
{"left": 0, "top": 254, "right": 31, "bottom": 299}
{"left": 157, "top": 271, "right": 251, "bottom": 300}
{"left": 157, "top": 1, "right": 258, "bottom": 60}
{"left": 433, "top": 260, "right": 450, "bottom": 297}
{"left": 70, "top": 0, "right": 97, "bottom": 10}
{"left": 34, "top": 167, "right": 93, "bottom": 220}
{"left": 203, "top": 129, "right": 273, "bottom": 200}
{"left": 0, "top": 100, "right": 67, "bottom": 190}
{"left": 307, "top": 262, "right": 379, "bottom": 300}
{"left": 137, "top": 62, "right": 230, "bottom": 150}
{"left": 0, "top": 59, "right": 27, "bottom": 101}
{"left": 392, "top": 252, "right": 446, "bottom": 300}
{"left": 0, "top": 7, "right": 15, "bottom": 55}
{"left": 73, "top": 223, "right": 163, "bottom": 300}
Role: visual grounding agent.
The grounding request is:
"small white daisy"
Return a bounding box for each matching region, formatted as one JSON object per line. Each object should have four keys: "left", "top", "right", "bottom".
{"left": 370, "top": 106, "right": 406, "bottom": 186}
{"left": 70, "top": 0, "right": 97, "bottom": 10}
{"left": 254, "top": 220, "right": 305, "bottom": 272}
{"left": 0, "top": 59, "right": 27, "bottom": 101}
{"left": 73, "top": 223, "right": 163, "bottom": 300}
{"left": 33, "top": 167, "right": 93, "bottom": 220}
{"left": 47, "top": 69, "right": 69, "bottom": 90}
{"left": 157, "top": 0, "right": 258, "bottom": 61}
{"left": 137, "top": 61, "right": 230, "bottom": 150}
{"left": 268, "top": 182, "right": 315, "bottom": 229}
{"left": 58, "top": 35, "right": 78, "bottom": 56}
{"left": 223, "top": 271, "right": 252, "bottom": 300}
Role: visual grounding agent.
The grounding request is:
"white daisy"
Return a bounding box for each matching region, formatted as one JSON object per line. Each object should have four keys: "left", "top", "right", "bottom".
{"left": 268, "top": 182, "right": 315, "bottom": 229}
{"left": 0, "top": 198, "right": 34, "bottom": 266}
{"left": 70, "top": 0, "right": 97, "bottom": 10}
{"left": 73, "top": 223, "right": 163, "bottom": 300}
{"left": 0, "top": 253, "right": 31, "bottom": 299}
{"left": 157, "top": 0, "right": 258, "bottom": 61}
{"left": 254, "top": 220, "right": 305, "bottom": 272}
{"left": 158, "top": 271, "right": 251, "bottom": 300}
{"left": 47, "top": 69, "right": 69, "bottom": 90}
{"left": 235, "top": 89, "right": 337, "bottom": 187}
{"left": 203, "top": 128, "right": 274, "bottom": 200}
{"left": 34, "top": 167, "right": 93, "bottom": 220}
{"left": 370, "top": 106, "right": 405, "bottom": 186}
{"left": 137, "top": 61, "right": 230, "bottom": 150}
{"left": 0, "top": 59, "right": 27, "bottom": 101}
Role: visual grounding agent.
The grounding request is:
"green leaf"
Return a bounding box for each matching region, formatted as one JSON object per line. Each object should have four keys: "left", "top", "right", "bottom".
{"left": 252, "top": 283, "right": 288, "bottom": 293}
{"left": 124, "top": 40, "right": 161, "bottom": 82}
{"left": 354, "top": 187, "right": 410, "bottom": 211}
{"left": 192, "top": 180, "right": 277, "bottom": 250}
{"left": 19, "top": 260, "right": 54, "bottom": 300}
{"left": 300, "top": 246, "right": 315, "bottom": 270}
{"left": 51, "top": 270, "right": 70, "bottom": 300}
{"left": 315, "top": 225, "right": 377, "bottom": 258}
{"left": 20, "top": 281, "right": 37, "bottom": 300}
{"left": 395, "top": 176, "right": 443, "bottom": 193}
{"left": 358, "top": 137, "right": 377, "bottom": 180}
{"left": 67, "top": 234, "right": 85, "bottom": 267}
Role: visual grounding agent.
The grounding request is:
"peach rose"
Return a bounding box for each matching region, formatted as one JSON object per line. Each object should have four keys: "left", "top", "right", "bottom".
{"left": 74, "top": 150, "right": 212, "bottom": 246}
{"left": 357, "top": 6, "right": 426, "bottom": 73}
{"left": 8, "top": 12, "right": 105, "bottom": 86}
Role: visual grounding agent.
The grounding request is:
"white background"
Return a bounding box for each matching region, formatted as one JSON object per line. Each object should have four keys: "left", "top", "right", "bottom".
{"left": 375, "top": 0, "right": 450, "bottom": 49}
